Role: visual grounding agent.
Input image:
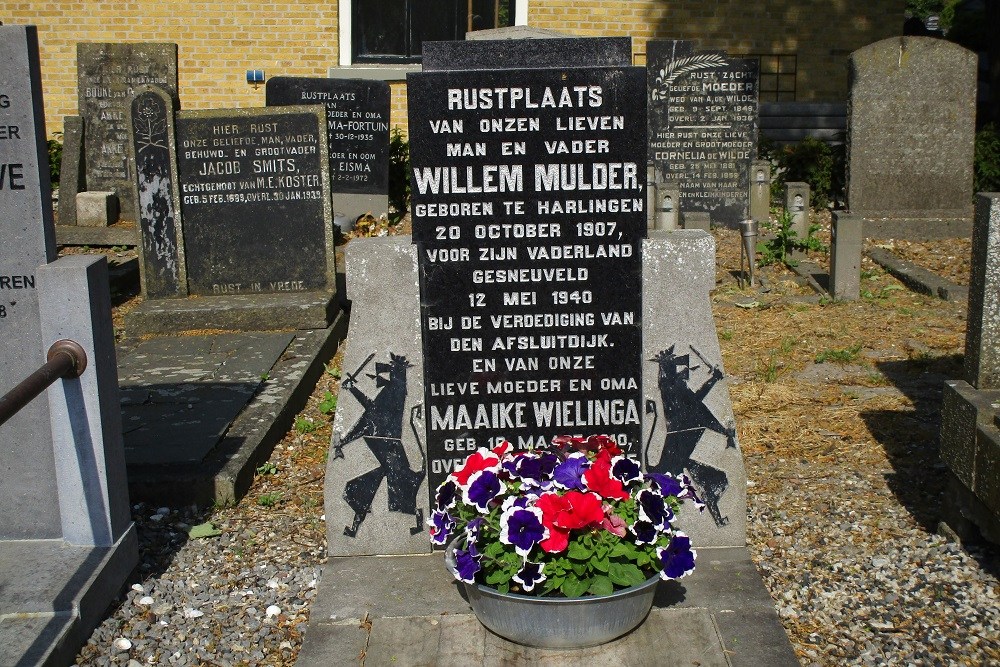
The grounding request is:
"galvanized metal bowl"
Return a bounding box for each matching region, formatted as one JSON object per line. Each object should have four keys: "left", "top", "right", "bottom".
{"left": 445, "top": 543, "right": 659, "bottom": 648}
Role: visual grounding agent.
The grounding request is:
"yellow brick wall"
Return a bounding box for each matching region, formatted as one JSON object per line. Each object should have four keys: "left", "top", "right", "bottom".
{"left": 5, "top": 0, "right": 340, "bottom": 137}
{"left": 528, "top": 0, "right": 902, "bottom": 102}
{"left": 7, "top": 0, "right": 900, "bottom": 139}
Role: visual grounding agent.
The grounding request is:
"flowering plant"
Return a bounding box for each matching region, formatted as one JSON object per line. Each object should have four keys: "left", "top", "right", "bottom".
{"left": 429, "top": 435, "right": 701, "bottom": 597}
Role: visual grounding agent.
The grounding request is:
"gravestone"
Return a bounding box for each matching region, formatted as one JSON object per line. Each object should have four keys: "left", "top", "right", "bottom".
{"left": 410, "top": 66, "right": 647, "bottom": 501}
{"left": 77, "top": 42, "right": 178, "bottom": 219}
{"left": 0, "top": 26, "right": 137, "bottom": 665}
{"left": 940, "top": 194, "right": 1000, "bottom": 544}
{"left": 175, "top": 106, "right": 334, "bottom": 295}
{"left": 127, "top": 84, "right": 185, "bottom": 299}
{"left": 0, "top": 24, "right": 60, "bottom": 538}
{"left": 327, "top": 39, "right": 745, "bottom": 556}
{"left": 124, "top": 103, "right": 338, "bottom": 332}
{"left": 846, "top": 37, "right": 977, "bottom": 236}
{"left": 647, "top": 40, "right": 759, "bottom": 227}
{"left": 265, "top": 76, "right": 390, "bottom": 225}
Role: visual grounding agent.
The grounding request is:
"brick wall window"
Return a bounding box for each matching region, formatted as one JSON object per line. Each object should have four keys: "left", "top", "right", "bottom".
{"left": 353, "top": 0, "right": 517, "bottom": 63}
{"left": 738, "top": 54, "right": 797, "bottom": 102}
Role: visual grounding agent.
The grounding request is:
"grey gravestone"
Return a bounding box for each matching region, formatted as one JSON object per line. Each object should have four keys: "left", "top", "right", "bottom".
{"left": 784, "top": 181, "right": 810, "bottom": 260}
{"left": 963, "top": 194, "right": 1000, "bottom": 390}
{"left": 77, "top": 42, "right": 178, "bottom": 218}
{"left": 409, "top": 65, "right": 647, "bottom": 499}
{"left": 846, "top": 37, "right": 977, "bottom": 224}
{"left": 0, "top": 25, "right": 61, "bottom": 538}
{"left": 174, "top": 106, "right": 334, "bottom": 296}
{"left": 647, "top": 41, "right": 759, "bottom": 227}
{"left": 326, "top": 238, "right": 427, "bottom": 555}
{"left": 57, "top": 115, "right": 85, "bottom": 226}
{"left": 127, "top": 84, "right": 186, "bottom": 299}
{"left": 830, "top": 212, "right": 863, "bottom": 301}
{"left": 422, "top": 36, "right": 632, "bottom": 71}
{"left": 749, "top": 159, "right": 770, "bottom": 225}
{"left": 265, "top": 76, "right": 390, "bottom": 222}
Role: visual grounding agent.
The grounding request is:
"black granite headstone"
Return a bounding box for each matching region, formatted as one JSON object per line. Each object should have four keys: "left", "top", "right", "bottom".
{"left": 408, "top": 66, "right": 646, "bottom": 496}
{"left": 77, "top": 43, "right": 178, "bottom": 217}
{"left": 128, "top": 85, "right": 185, "bottom": 299}
{"left": 422, "top": 37, "right": 632, "bottom": 71}
{"left": 174, "top": 107, "right": 333, "bottom": 296}
{"left": 647, "top": 41, "right": 759, "bottom": 226}
{"left": 265, "top": 77, "right": 390, "bottom": 196}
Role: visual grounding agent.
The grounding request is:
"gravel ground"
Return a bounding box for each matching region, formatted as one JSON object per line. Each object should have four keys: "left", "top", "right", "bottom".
{"left": 72, "top": 226, "right": 999, "bottom": 666}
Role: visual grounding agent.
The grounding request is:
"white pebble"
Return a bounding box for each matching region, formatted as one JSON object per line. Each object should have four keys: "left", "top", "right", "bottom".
{"left": 137, "top": 596, "right": 154, "bottom": 606}
{"left": 113, "top": 637, "right": 133, "bottom": 651}
{"left": 266, "top": 605, "right": 281, "bottom": 617}
{"left": 183, "top": 608, "right": 204, "bottom": 618}
{"left": 131, "top": 583, "right": 144, "bottom": 593}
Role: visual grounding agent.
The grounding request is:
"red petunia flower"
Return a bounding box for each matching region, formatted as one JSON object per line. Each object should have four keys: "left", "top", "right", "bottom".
{"left": 583, "top": 455, "right": 630, "bottom": 501}
{"left": 452, "top": 448, "right": 501, "bottom": 486}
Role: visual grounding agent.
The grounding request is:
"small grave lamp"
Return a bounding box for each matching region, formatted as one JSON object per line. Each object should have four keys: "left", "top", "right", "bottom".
{"left": 246, "top": 69, "right": 265, "bottom": 90}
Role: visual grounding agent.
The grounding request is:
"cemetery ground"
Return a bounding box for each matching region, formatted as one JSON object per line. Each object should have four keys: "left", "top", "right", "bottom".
{"left": 69, "top": 221, "right": 999, "bottom": 666}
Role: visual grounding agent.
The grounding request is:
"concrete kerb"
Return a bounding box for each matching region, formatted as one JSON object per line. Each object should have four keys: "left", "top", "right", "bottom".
{"left": 865, "top": 247, "right": 969, "bottom": 303}
{"left": 124, "top": 312, "right": 347, "bottom": 506}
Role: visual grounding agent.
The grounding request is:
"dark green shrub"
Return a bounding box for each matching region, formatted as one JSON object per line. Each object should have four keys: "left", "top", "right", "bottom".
{"left": 47, "top": 131, "right": 63, "bottom": 185}
{"left": 388, "top": 127, "right": 410, "bottom": 225}
{"left": 974, "top": 124, "right": 1000, "bottom": 194}
{"left": 760, "top": 135, "right": 845, "bottom": 210}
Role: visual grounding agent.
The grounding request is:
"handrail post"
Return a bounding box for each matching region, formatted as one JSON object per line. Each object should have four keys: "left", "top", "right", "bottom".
{"left": 0, "top": 339, "right": 88, "bottom": 427}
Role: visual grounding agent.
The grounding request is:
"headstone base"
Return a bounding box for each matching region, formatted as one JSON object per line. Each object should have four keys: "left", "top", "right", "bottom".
{"left": 124, "top": 290, "right": 340, "bottom": 334}
{"left": 861, "top": 216, "right": 973, "bottom": 240}
{"left": 681, "top": 212, "right": 712, "bottom": 232}
{"left": 939, "top": 380, "right": 1000, "bottom": 545}
{"left": 0, "top": 528, "right": 138, "bottom": 667}
{"left": 55, "top": 223, "right": 137, "bottom": 247}
{"left": 297, "top": 547, "right": 798, "bottom": 666}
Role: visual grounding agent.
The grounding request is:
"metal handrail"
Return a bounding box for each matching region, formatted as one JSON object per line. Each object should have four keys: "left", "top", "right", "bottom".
{"left": 0, "top": 340, "right": 88, "bottom": 427}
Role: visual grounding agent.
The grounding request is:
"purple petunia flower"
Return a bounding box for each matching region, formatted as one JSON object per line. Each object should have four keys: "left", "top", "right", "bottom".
{"left": 505, "top": 451, "right": 559, "bottom": 486}
{"left": 657, "top": 532, "right": 696, "bottom": 580}
{"left": 499, "top": 506, "right": 548, "bottom": 557}
{"left": 428, "top": 510, "right": 455, "bottom": 545}
{"left": 552, "top": 453, "right": 589, "bottom": 490}
{"left": 501, "top": 495, "right": 532, "bottom": 512}
{"left": 465, "top": 517, "right": 484, "bottom": 545}
{"left": 434, "top": 479, "right": 459, "bottom": 511}
{"left": 464, "top": 469, "right": 506, "bottom": 513}
{"left": 637, "top": 488, "right": 674, "bottom": 530}
{"left": 513, "top": 560, "right": 546, "bottom": 592}
{"left": 454, "top": 543, "right": 482, "bottom": 584}
{"left": 611, "top": 456, "right": 642, "bottom": 485}
{"left": 630, "top": 519, "right": 658, "bottom": 545}
{"left": 644, "top": 472, "right": 683, "bottom": 498}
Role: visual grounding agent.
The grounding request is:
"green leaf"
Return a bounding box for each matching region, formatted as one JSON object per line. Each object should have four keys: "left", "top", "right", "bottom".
{"left": 188, "top": 522, "right": 221, "bottom": 539}
{"left": 561, "top": 575, "right": 589, "bottom": 598}
{"left": 609, "top": 562, "right": 647, "bottom": 587}
{"left": 567, "top": 541, "right": 593, "bottom": 561}
{"left": 588, "top": 575, "right": 613, "bottom": 596}
{"left": 591, "top": 555, "right": 610, "bottom": 573}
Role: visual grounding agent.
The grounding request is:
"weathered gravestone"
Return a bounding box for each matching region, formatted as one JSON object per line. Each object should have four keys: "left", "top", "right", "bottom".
{"left": 647, "top": 40, "right": 759, "bottom": 227}
{"left": 326, "top": 38, "right": 745, "bottom": 557}
{"left": 56, "top": 115, "right": 85, "bottom": 226}
{"left": 265, "top": 77, "right": 390, "bottom": 227}
{"left": 940, "top": 193, "right": 1000, "bottom": 543}
{"left": 125, "top": 102, "right": 339, "bottom": 332}
{"left": 0, "top": 26, "right": 137, "bottom": 666}
{"left": 77, "top": 42, "right": 178, "bottom": 220}
{"left": 127, "top": 84, "right": 185, "bottom": 299}
{"left": 846, "top": 37, "right": 977, "bottom": 237}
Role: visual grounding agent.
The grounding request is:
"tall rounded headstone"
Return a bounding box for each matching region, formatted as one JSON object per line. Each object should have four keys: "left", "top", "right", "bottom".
{"left": 846, "top": 37, "right": 977, "bottom": 226}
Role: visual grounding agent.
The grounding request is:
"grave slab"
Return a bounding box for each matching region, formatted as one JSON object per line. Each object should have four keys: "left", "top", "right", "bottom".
{"left": 119, "top": 331, "right": 294, "bottom": 464}
{"left": 120, "top": 315, "right": 346, "bottom": 506}
{"left": 422, "top": 36, "right": 632, "bottom": 71}
{"left": 298, "top": 547, "right": 797, "bottom": 666}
